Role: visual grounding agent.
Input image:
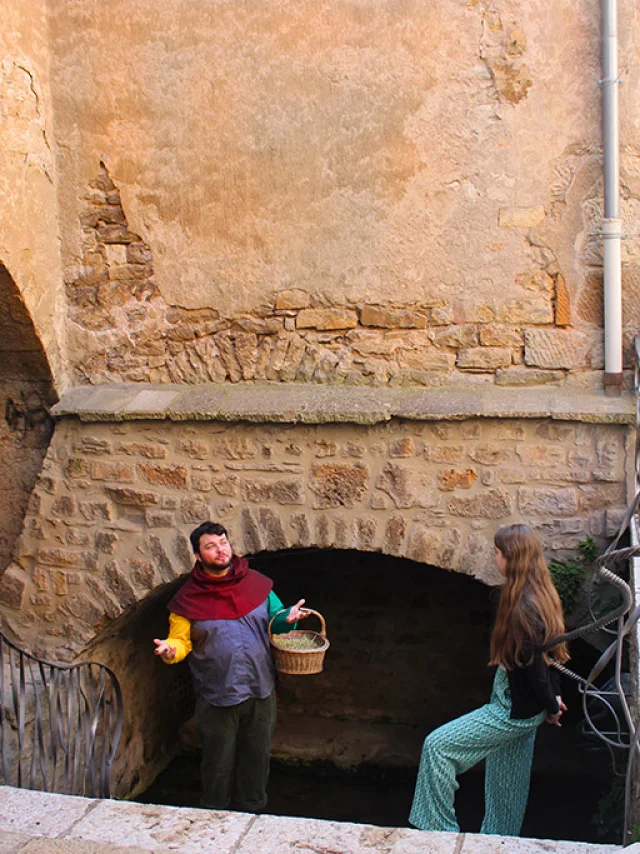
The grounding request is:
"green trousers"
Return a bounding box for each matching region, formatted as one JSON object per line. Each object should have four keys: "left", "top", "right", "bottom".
{"left": 409, "top": 668, "right": 545, "bottom": 837}
{"left": 194, "top": 691, "right": 276, "bottom": 812}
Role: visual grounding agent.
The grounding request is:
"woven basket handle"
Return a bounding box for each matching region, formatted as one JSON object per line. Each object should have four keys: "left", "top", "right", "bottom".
{"left": 268, "top": 608, "right": 326, "bottom": 639}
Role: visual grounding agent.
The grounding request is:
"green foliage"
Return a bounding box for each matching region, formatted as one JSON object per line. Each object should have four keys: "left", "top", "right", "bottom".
{"left": 549, "top": 535, "right": 596, "bottom": 615}
{"left": 592, "top": 774, "right": 625, "bottom": 840}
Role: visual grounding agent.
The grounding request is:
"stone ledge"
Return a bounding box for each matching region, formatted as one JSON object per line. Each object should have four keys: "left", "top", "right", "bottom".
{"left": 50, "top": 383, "right": 635, "bottom": 426}
{"left": 0, "top": 787, "right": 621, "bottom": 854}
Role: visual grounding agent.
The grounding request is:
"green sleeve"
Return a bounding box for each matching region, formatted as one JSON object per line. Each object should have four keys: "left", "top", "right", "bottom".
{"left": 267, "top": 590, "right": 297, "bottom": 634}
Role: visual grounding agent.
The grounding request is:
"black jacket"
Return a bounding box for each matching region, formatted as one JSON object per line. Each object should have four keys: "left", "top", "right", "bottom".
{"left": 506, "top": 650, "right": 560, "bottom": 719}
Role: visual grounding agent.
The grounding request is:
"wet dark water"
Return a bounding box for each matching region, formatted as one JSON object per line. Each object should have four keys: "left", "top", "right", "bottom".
{"left": 138, "top": 750, "right": 619, "bottom": 845}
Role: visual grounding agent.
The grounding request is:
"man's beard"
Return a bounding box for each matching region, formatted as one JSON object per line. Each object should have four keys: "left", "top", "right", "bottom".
{"left": 201, "top": 555, "right": 232, "bottom": 572}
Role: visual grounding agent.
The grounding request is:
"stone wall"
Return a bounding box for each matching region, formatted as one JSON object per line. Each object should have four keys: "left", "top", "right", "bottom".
{"left": 0, "top": 0, "right": 65, "bottom": 389}
{"left": 43, "top": 0, "right": 640, "bottom": 390}
{"left": 66, "top": 167, "right": 608, "bottom": 388}
{"left": 0, "top": 266, "right": 56, "bottom": 573}
{"left": 0, "top": 415, "right": 629, "bottom": 661}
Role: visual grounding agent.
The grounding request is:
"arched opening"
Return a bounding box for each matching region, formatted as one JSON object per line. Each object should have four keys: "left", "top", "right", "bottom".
{"left": 80, "top": 547, "right": 617, "bottom": 842}
{"left": 0, "top": 264, "right": 56, "bottom": 574}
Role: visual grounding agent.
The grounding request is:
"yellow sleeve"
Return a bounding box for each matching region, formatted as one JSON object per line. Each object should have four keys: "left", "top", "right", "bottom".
{"left": 161, "top": 613, "right": 193, "bottom": 664}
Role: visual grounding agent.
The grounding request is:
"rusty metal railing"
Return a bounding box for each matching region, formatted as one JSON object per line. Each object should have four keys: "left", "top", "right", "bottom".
{"left": 0, "top": 631, "right": 123, "bottom": 798}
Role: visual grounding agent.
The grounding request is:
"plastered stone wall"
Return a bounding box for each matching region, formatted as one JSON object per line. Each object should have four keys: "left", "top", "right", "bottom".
{"left": 0, "top": 268, "right": 56, "bottom": 573}
{"left": 0, "top": 0, "right": 65, "bottom": 389}
{"left": 0, "top": 415, "right": 630, "bottom": 661}
{"left": 43, "top": 0, "right": 640, "bottom": 389}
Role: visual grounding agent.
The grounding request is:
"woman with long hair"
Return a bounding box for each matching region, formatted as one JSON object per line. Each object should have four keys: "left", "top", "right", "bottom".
{"left": 409, "top": 523, "right": 569, "bottom": 837}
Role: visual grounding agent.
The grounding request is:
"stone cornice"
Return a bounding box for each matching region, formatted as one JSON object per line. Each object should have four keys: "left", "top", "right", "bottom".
{"left": 51, "top": 382, "right": 636, "bottom": 425}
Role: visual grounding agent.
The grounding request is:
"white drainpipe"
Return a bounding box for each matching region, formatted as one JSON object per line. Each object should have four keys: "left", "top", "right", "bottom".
{"left": 602, "top": 0, "right": 624, "bottom": 396}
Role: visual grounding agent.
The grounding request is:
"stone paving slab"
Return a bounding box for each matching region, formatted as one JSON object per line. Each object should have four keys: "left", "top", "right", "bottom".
{"left": 0, "top": 788, "right": 90, "bottom": 838}
{"left": 0, "top": 788, "right": 624, "bottom": 854}
{"left": 243, "top": 814, "right": 454, "bottom": 853}
{"left": 51, "top": 382, "right": 635, "bottom": 425}
{"left": 459, "top": 834, "right": 620, "bottom": 853}
{"left": 65, "top": 799, "right": 253, "bottom": 852}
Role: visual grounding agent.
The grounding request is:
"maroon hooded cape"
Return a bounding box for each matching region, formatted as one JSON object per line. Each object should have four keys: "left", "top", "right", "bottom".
{"left": 167, "top": 556, "right": 273, "bottom": 621}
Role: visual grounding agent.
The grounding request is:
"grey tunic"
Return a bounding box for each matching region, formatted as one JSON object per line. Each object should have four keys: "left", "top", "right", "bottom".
{"left": 188, "top": 599, "right": 275, "bottom": 707}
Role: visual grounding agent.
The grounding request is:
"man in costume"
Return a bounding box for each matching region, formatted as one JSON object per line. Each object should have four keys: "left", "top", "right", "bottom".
{"left": 153, "top": 520, "right": 307, "bottom": 812}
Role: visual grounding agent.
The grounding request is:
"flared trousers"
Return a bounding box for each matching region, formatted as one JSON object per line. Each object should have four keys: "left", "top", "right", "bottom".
{"left": 409, "top": 668, "right": 545, "bottom": 837}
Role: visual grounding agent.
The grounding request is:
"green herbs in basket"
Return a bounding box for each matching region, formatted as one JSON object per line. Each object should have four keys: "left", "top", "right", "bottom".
{"left": 272, "top": 634, "right": 322, "bottom": 651}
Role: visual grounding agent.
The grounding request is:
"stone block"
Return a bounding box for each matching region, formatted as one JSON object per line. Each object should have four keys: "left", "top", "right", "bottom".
{"left": 211, "top": 474, "right": 239, "bottom": 496}
{"left": 103, "top": 560, "right": 138, "bottom": 608}
{"left": 126, "top": 242, "right": 152, "bottom": 264}
{"left": 555, "top": 273, "right": 571, "bottom": 326}
{"left": 495, "top": 368, "right": 564, "bottom": 386}
{"left": 275, "top": 289, "right": 311, "bottom": 310}
{"left": 95, "top": 531, "right": 118, "bottom": 554}
{"left": 379, "top": 517, "right": 406, "bottom": 559}
{"left": 296, "top": 308, "right": 358, "bottom": 330}
{"left": 457, "top": 347, "right": 511, "bottom": 370}
{"left": 79, "top": 437, "right": 112, "bottom": 456}
{"left": 375, "top": 463, "right": 432, "bottom": 509}
{"left": 180, "top": 496, "right": 210, "bottom": 522}
{"left": 388, "top": 438, "right": 415, "bottom": 458}
{"left": 427, "top": 445, "right": 464, "bottom": 464}
{"left": 137, "top": 463, "right": 188, "bottom": 489}
{"left": 496, "top": 299, "right": 553, "bottom": 325}
{"left": 36, "top": 548, "right": 85, "bottom": 569}
{"left": 469, "top": 446, "right": 511, "bottom": 465}
{"left": 515, "top": 446, "right": 566, "bottom": 466}
{"left": 578, "top": 483, "right": 626, "bottom": 511}
{"left": 434, "top": 325, "right": 478, "bottom": 350}
{"left": 310, "top": 463, "right": 369, "bottom": 509}
{"left": 66, "top": 528, "right": 91, "bottom": 546}
{"left": 258, "top": 507, "right": 288, "bottom": 550}
{"left": 79, "top": 500, "right": 114, "bottom": 521}
{"left": 65, "top": 458, "right": 91, "bottom": 479}
{"left": 479, "top": 326, "right": 523, "bottom": 348}
{"left": 518, "top": 487, "right": 579, "bottom": 515}
{"left": 211, "top": 437, "right": 257, "bottom": 460}
{"left": 90, "top": 461, "right": 135, "bottom": 482}
{"left": 498, "top": 205, "right": 546, "bottom": 228}
{"left": 406, "top": 526, "right": 446, "bottom": 565}
{"left": 360, "top": 305, "right": 426, "bottom": 328}
{"left": 449, "top": 489, "right": 512, "bottom": 518}
{"left": 289, "top": 513, "right": 312, "bottom": 547}
{"left": 0, "top": 565, "right": 27, "bottom": 609}
{"left": 52, "top": 495, "right": 77, "bottom": 516}
{"left": 439, "top": 469, "right": 477, "bottom": 491}
{"left": 118, "top": 441, "right": 167, "bottom": 459}
{"left": 127, "top": 559, "right": 156, "bottom": 590}
{"left": 191, "top": 471, "right": 212, "bottom": 491}
{"left": 524, "top": 329, "right": 592, "bottom": 369}
{"left": 104, "top": 487, "right": 158, "bottom": 506}
{"left": 241, "top": 478, "right": 304, "bottom": 505}
{"left": 355, "top": 517, "right": 377, "bottom": 549}
{"left": 233, "top": 331, "right": 258, "bottom": 380}
{"left": 146, "top": 510, "right": 175, "bottom": 527}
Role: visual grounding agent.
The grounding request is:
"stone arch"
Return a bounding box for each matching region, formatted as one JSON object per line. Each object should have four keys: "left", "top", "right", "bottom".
{"left": 0, "top": 413, "right": 629, "bottom": 661}
{"left": 0, "top": 263, "right": 57, "bottom": 574}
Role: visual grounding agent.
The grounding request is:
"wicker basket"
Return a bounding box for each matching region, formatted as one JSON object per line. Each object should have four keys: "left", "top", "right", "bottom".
{"left": 269, "top": 608, "right": 329, "bottom": 675}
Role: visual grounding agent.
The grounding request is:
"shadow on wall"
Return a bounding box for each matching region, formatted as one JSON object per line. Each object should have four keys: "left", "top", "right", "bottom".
{"left": 0, "top": 264, "right": 57, "bottom": 575}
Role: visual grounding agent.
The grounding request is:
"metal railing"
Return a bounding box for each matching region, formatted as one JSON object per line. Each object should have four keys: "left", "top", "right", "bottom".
{"left": 0, "top": 631, "right": 123, "bottom": 798}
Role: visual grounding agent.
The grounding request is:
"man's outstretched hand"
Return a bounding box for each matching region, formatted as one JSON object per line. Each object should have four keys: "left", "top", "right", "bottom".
{"left": 153, "top": 638, "right": 177, "bottom": 660}
{"left": 287, "top": 599, "right": 310, "bottom": 622}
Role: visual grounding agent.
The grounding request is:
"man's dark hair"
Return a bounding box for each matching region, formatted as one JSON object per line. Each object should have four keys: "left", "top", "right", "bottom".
{"left": 189, "top": 521, "right": 229, "bottom": 554}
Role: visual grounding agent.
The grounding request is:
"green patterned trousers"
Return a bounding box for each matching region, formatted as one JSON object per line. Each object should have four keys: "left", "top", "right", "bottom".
{"left": 409, "top": 668, "right": 545, "bottom": 837}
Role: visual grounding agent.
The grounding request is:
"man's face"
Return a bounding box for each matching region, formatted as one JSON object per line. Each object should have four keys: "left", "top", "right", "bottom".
{"left": 197, "top": 533, "right": 233, "bottom": 571}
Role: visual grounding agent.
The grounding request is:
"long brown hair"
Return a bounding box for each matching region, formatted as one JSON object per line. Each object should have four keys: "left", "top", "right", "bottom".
{"left": 489, "top": 523, "right": 569, "bottom": 668}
